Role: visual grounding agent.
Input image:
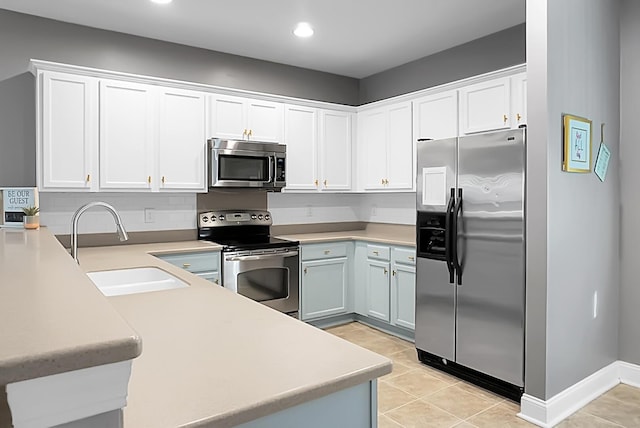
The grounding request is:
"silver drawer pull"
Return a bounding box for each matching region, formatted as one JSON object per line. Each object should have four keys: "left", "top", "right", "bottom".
{"left": 373, "top": 251, "right": 379, "bottom": 255}
{"left": 408, "top": 256, "right": 415, "bottom": 261}
{"left": 324, "top": 250, "right": 331, "bottom": 255}
{"left": 183, "top": 263, "right": 191, "bottom": 268}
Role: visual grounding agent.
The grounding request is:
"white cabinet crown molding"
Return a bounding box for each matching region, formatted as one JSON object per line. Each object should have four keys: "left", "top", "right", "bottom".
{"left": 358, "top": 64, "right": 527, "bottom": 111}
{"left": 29, "top": 59, "right": 358, "bottom": 113}
{"left": 30, "top": 59, "right": 524, "bottom": 114}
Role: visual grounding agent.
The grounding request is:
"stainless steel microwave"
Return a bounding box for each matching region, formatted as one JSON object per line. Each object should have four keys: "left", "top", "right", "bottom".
{"left": 208, "top": 138, "right": 286, "bottom": 191}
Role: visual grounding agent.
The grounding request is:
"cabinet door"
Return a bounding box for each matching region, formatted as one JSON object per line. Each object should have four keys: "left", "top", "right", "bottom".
{"left": 386, "top": 102, "right": 413, "bottom": 190}
{"left": 39, "top": 71, "right": 98, "bottom": 191}
{"left": 359, "top": 108, "right": 387, "bottom": 190}
{"left": 413, "top": 90, "right": 458, "bottom": 140}
{"left": 197, "top": 271, "right": 220, "bottom": 285}
{"left": 301, "top": 258, "right": 348, "bottom": 321}
{"left": 459, "top": 77, "right": 511, "bottom": 134}
{"left": 319, "top": 110, "right": 352, "bottom": 191}
{"left": 511, "top": 73, "right": 527, "bottom": 128}
{"left": 284, "top": 105, "right": 318, "bottom": 191}
{"left": 99, "top": 80, "right": 155, "bottom": 190}
{"left": 158, "top": 88, "right": 207, "bottom": 191}
{"left": 209, "top": 94, "right": 246, "bottom": 140}
{"left": 366, "top": 259, "right": 390, "bottom": 322}
{"left": 391, "top": 262, "right": 416, "bottom": 330}
{"left": 246, "top": 99, "right": 283, "bottom": 142}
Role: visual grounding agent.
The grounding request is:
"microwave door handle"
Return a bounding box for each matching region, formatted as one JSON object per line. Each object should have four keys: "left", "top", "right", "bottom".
{"left": 269, "top": 155, "right": 276, "bottom": 184}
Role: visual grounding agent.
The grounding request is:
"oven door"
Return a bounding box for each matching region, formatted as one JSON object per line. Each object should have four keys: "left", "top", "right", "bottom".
{"left": 223, "top": 248, "right": 299, "bottom": 315}
{"left": 210, "top": 148, "right": 275, "bottom": 188}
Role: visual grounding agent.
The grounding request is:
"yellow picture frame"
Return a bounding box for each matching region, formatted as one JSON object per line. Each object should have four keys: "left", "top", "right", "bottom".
{"left": 562, "top": 114, "right": 592, "bottom": 173}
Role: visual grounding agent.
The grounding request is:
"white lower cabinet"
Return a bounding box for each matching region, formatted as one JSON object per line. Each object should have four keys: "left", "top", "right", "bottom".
{"left": 155, "top": 251, "right": 221, "bottom": 285}
{"left": 300, "top": 242, "right": 352, "bottom": 321}
{"left": 391, "top": 248, "right": 416, "bottom": 330}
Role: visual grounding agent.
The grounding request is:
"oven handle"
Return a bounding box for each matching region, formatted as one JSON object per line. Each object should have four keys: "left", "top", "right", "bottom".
{"left": 225, "top": 250, "right": 299, "bottom": 262}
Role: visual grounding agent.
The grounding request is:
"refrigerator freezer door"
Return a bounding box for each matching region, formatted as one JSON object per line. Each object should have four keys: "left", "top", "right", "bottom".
{"left": 415, "top": 137, "right": 457, "bottom": 361}
{"left": 415, "top": 257, "right": 456, "bottom": 361}
{"left": 416, "top": 137, "right": 457, "bottom": 212}
{"left": 455, "top": 129, "right": 525, "bottom": 386}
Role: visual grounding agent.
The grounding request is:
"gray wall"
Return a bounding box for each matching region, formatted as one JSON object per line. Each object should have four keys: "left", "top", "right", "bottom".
{"left": 526, "top": 0, "right": 620, "bottom": 400}
{"left": 619, "top": 0, "right": 640, "bottom": 365}
{"left": 0, "top": 10, "right": 359, "bottom": 104}
{"left": 358, "top": 24, "right": 526, "bottom": 104}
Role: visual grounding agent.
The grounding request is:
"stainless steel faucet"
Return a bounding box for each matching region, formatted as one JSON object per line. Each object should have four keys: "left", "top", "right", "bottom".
{"left": 71, "top": 202, "right": 129, "bottom": 263}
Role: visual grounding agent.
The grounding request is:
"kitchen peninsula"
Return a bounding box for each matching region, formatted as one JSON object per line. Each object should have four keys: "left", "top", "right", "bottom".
{"left": 0, "top": 227, "right": 391, "bottom": 427}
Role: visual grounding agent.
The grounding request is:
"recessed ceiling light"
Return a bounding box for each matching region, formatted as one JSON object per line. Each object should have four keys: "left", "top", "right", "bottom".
{"left": 150, "top": 0, "right": 172, "bottom": 4}
{"left": 293, "top": 22, "right": 314, "bottom": 38}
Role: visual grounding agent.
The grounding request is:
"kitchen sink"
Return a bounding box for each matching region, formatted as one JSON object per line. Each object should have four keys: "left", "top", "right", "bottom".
{"left": 86, "top": 267, "right": 188, "bottom": 296}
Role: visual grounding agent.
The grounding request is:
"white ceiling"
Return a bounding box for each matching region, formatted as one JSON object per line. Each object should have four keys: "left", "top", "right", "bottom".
{"left": 0, "top": 0, "right": 525, "bottom": 78}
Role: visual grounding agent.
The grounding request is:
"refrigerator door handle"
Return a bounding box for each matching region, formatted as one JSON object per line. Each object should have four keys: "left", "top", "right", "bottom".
{"left": 453, "top": 188, "right": 463, "bottom": 285}
{"left": 445, "top": 187, "right": 455, "bottom": 284}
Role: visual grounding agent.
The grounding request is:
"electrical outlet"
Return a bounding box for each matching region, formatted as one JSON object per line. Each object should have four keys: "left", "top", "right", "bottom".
{"left": 144, "top": 208, "right": 155, "bottom": 223}
{"left": 372, "top": 205, "right": 378, "bottom": 216}
{"left": 306, "top": 205, "right": 313, "bottom": 217}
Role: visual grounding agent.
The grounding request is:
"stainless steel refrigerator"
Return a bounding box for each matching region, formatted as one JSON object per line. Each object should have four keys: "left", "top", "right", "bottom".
{"left": 415, "top": 128, "right": 525, "bottom": 400}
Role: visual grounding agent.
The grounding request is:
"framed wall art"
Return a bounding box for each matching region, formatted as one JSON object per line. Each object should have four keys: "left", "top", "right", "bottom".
{"left": 562, "top": 114, "right": 592, "bottom": 173}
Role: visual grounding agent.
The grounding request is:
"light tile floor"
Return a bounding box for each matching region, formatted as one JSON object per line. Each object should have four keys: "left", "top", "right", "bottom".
{"left": 325, "top": 322, "right": 640, "bottom": 428}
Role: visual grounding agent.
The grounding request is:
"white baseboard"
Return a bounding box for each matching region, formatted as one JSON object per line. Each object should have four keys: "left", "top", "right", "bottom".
{"left": 518, "top": 360, "right": 640, "bottom": 427}
{"left": 619, "top": 361, "right": 640, "bottom": 388}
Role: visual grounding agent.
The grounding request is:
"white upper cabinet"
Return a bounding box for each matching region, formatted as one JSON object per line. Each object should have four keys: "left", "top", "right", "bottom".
{"left": 157, "top": 87, "right": 207, "bottom": 191}
{"left": 360, "top": 108, "right": 387, "bottom": 190}
{"left": 100, "top": 79, "right": 156, "bottom": 191}
{"left": 284, "top": 105, "right": 352, "bottom": 192}
{"left": 209, "top": 94, "right": 283, "bottom": 143}
{"left": 284, "top": 104, "right": 318, "bottom": 191}
{"left": 386, "top": 103, "right": 413, "bottom": 190}
{"left": 38, "top": 71, "right": 98, "bottom": 191}
{"left": 413, "top": 90, "right": 458, "bottom": 141}
{"left": 511, "top": 72, "right": 527, "bottom": 128}
{"left": 359, "top": 101, "right": 414, "bottom": 191}
{"left": 319, "top": 110, "right": 352, "bottom": 191}
{"left": 459, "top": 77, "right": 511, "bottom": 134}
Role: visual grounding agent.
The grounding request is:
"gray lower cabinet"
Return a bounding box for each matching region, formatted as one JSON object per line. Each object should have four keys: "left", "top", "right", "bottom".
{"left": 155, "top": 250, "right": 221, "bottom": 285}
{"left": 391, "top": 249, "right": 416, "bottom": 330}
{"left": 300, "top": 242, "right": 352, "bottom": 321}
{"left": 355, "top": 242, "right": 416, "bottom": 332}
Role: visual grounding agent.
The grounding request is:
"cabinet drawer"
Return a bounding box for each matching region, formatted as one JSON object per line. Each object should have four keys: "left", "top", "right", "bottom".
{"left": 367, "top": 244, "right": 390, "bottom": 261}
{"left": 301, "top": 242, "right": 348, "bottom": 261}
{"left": 157, "top": 251, "right": 220, "bottom": 273}
{"left": 393, "top": 248, "right": 416, "bottom": 266}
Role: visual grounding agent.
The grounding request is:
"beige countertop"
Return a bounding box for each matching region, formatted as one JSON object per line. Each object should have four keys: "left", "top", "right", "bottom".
{"left": 77, "top": 241, "right": 391, "bottom": 428}
{"left": 277, "top": 223, "right": 416, "bottom": 247}
{"left": 0, "top": 227, "right": 141, "bottom": 385}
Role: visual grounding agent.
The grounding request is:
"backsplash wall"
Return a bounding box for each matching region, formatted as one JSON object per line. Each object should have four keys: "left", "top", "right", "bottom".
{"left": 39, "top": 193, "right": 196, "bottom": 235}
{"left": 40, "top": 192, "right": 416, "bottom": 235}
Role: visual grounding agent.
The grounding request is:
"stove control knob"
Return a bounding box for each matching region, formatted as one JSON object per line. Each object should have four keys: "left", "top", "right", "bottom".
{"left": 202, "top": 216, "right": 209, "bottom": 223}
{"left": 265, "top": 214, "right": 271, "bottom": 221}
{"left": 258, "top": 214, "right": 264, "bottom": 220}
{"left": 219, "top": 215, "right": 225, "bottom": 221}
{"left": 251, "top": 214, "right": 257, "bottom": 220}
{"left": 210, "top": 216, "right": 216, "bottom": 222}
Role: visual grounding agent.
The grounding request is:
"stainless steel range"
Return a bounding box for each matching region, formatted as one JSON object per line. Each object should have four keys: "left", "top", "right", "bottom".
{"left": 198, "top": 210, "right": 299, "bottom": 316}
